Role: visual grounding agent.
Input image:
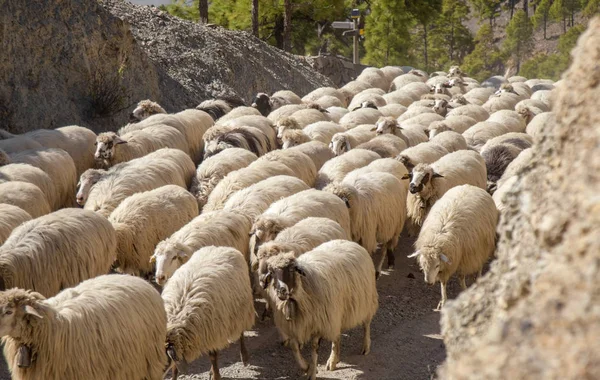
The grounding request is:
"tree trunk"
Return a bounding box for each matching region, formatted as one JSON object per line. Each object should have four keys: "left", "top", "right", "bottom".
{"left": 523, "top": 0, "right": 528, "bottom": 17}
{"left": 543, "top": 14, "right": 547, "bottom": 39}
{"left": 274, "top": 15, "right": 284, "bottom": 49}
{"left": 251, "top": 0, "right": 259, "bottom": 37}
{"left": 199, "top": 0, "right": 208, "bottom": 24}
{"left": 423, "top": 23, "right": 428, "bottom": 70}
{"left": 283, "top": 0, "right": 293, "bottom": 52}
{"left": 449, "top": 22, "right": 455, "bottom": 61}
{"left": 510, "top": 0, "right": 515, "bottom": 19}
{"left": 563, "top": 16, "right": 567, "bottom": 33}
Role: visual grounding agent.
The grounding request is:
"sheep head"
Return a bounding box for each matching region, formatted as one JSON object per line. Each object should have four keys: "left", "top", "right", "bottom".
{"left": 281, "top": 129, "right": 310, "bottom": 149}
{"left": 151, "top": 241, "right": 193, "bottom": 286}
{"left": 256, "top": 242, "right": 294, "bottom": 288}
{"left": 76, "top": 168, "right": 106, "bottom": 206}
{"left": 451, "top": 94, "right": 469, "bottom": 105}
{"left": 251, "top": 215, "right": 289, "bottom": 247}
{"left": 354, "top": 101, "right": 378, "bottom": 111}
{"left": 432, "top": 99, "right": 451, "bottom": 116}
{"left": 405, "top": 163, "right": 443, "bottom": 197}
{"left": 130, "top": 99, "right": 166, "bottom": 122}
{"left": 265, "top": 252, "right": 305, "bottom": 302}
{"left": 0, "top": 289, "right": 46, "bottom": 338}
{"left": 0, "top": 149, "right": 10, "bottom": 167}
{"left": 448, "top": 65, "right": 463, "bottom": 78}
{"left": 276, "top": 117, "right": 301, "bottom": 140}
{"left": 495, "top": 83, "right": 518, "bottom": 96}
{"left": 408, "top": 246, "right": 452, "bottom": 285}
{"left": 374, "top": 116, "right": 400, "bottom": 135}
{"left": 307, "top": 102, "right": 329, "bottom": 113}
{"left": 330, "top": 133, "right": 351, "bottom": 156}
{"left": 325, "top": 182, "right": 355, "bottom": 209}
{"left": 251, "top": 93, "right": 272, "bottom": 117}
{"left": 94, "top": 132, "right": 127, "bottom": 163}
{"left": 516, "top": 104, "right": 534, "bottom": 123}
{"left": 427, "top": 121, "right": 452, "bottom": 139}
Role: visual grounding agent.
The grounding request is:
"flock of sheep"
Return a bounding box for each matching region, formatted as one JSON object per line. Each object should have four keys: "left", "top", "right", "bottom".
{"left": 0, "top": 64, "right": 556, "bottom": 380}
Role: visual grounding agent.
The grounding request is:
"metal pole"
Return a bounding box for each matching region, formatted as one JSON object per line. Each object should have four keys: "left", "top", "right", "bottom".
{"left": 353, "top": 18, "right": 359, "bottom": 64}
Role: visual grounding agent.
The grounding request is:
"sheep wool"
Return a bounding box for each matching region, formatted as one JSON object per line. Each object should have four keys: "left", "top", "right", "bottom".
{"left": 315, "top": 148, "right": 381, "bottom": 189}
{"left": 0, "top": 204, "right": 31, "bottom": 246}
{"left": 0, "top": 181, "right": 51, "bottom": 219}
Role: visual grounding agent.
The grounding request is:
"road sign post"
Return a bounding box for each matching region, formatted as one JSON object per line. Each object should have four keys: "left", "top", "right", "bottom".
{"left": 332, "top": 9, "right": 362, "bottom": 65}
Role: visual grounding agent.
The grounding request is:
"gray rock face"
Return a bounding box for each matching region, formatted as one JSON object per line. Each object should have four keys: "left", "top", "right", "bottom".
{"left": 439, "top": 17, "right": 600, "bottom": 379}
{"left": 1, "top": 0, "right": 331, "bottom": 133}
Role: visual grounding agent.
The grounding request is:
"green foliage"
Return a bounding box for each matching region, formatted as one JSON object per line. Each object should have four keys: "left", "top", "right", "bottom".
{"left": 503, "top": 9, "right": 534, "bottom": 67}
{"left": 427, "top": 0, "right": 474, "bottom": 69}
{"left": 532, "top": 0, "right": 553, "bottom": 38}
{"left": 160, "top": 0, "right": 199, "bottom": 21}
{"left": 583, "top": 0, "right": 600, "bottom": 16}
{"left": 461, "top": 24, "right": 503, "bottom": 81}
{"left": 469, "top": 0, "right": 503, "bottom": 24}
{"left": 520, "top": 24, "right": 585, "bottom": 80}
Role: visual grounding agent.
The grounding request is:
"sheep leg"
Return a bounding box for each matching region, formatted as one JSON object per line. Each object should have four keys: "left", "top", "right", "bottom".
{"left": 436, "top": 281, "right": 448, "bottom": 311}
{"left": 386, "top": 244, "right": 396, "bottom": 270}
{"left": 172, "top": 366, "right": 179, "bottom": 380}
{"left": 209, "top": 351, "right": 221, "bottom": 380}
{"left": 362, "top": 319, "right": 372, "bottom": 355}
{"left": 460, "top": 276, "right": 467, "bottom": 290}
{"left": 240, "top": 333, "right": 249, "bottom": 366}
{"left": 290, "top": 339, "right": 309, "bottom": 372}
{"left": 326, "top": 337, "right": 341, "bottom": 371}
{"left": 306, "top": 336, "right": 320, "bottom": 380}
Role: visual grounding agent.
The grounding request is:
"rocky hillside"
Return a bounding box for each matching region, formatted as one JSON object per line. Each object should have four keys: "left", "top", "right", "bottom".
{"left": 0, "top": 0, "right": 331, "bottom": 133}
{"left": 439, "top": 17, "right": 600, "bottom": 379}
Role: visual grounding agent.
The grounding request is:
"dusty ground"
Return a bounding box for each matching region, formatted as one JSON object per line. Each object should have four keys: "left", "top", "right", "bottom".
{"left": 0, "top": 235, "right": 461, "bottom": 380}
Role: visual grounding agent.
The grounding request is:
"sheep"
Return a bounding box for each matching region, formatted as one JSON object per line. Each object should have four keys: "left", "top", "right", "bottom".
{"left": 355, "top": 133, "right": 408, "bottom": 158}
{"left": 313, "top": 95, "right": 345, "bottom": 108}
{"left": 483, "top": 91, "right": 521, "bottom": 113}
{"left": 397, "top": 105, "right": 436, "bottom": 121}
{"left": 0, "top": 136, "right": 43, "bottom": 154}
{"left": 356, "top": 68, "right": 390, "bottom": 90}
{"left": 325, "top": 106, "right": 349, "bottom": 123}
{"left": 462, "top": 121, "right": 513, "bottom": 150}
{"left": 326, "top": 172, "right": 407, "bottom": 276}
{"left": 343, "top": 158, "right": 409, "bottom": 184}
{"left": 196, "top": 98, "right": 242, "bottom": 120}
{"left": 402, "top": 111, "right": 446, "bottom": 129}
{"left": 215, "top": 106, "right": 262, "bottom": 124}
{"left": 390, "top": 73, "right": 427, "bottom": 91}
{"left": 382, "top": 90, "right": 416, "bottom": 107}
{"left": 152, "top": 211, "right": 252, "bottom": 285}
{"left": 515, "top": 99, "right": 550, "bottom": 124}
{"left": 272, "top": 90, "right": 304, "bottom": 106}
{"left": 315, "top": 149, "right": 379, "bottom": 189}
{"left": 338, "top": 108, "right": 383, "bottom": 129}
{"left": 0, "top": 208, "right": 116, "bottom": 297}
{"left": 266, "top": 104, "right": 307, "bottom": 124}
{"left": 400, "top": 81, "right": 433, "bottom": 99}
{"left": 462, "top": 87, "right": 496, "bottom": 106}
{"left": 264, "top": 240, "right": 378, "bottom": 379}
{"left": 254, "top": 217, "right": 348, "bottom": 279}
{"left": 409, "top": 184, "right": 497, "bottom": 309}
{"left": 0, "top": 182, "right": 51, "bottom": 219}
{"left": 129, "top": 99, "right": 167, "bottom": 121}
{"left": 203, "top": 125, "right": 274, "bottom": 159}
{"left": 446, "top": 103, "right": 490, "bottom": 122}
{"left": 348, "top": 91, "right": 387, "bottom": 111}
{"left": 526, "top": 111, "right": 555, "bottom": 138}
{"left": 481, "top": 143, "right": 523, "bottom": 192}
{"left": 330, "top": 124, "right": 377, "bottom": 156}
{"left": 288, "top": 107, "right": 331, "bottom": 127}
{"left": 0, "top": 162, "right": 58, "bottom": 211}
{"left": 274, "top": 116, "right": 302, "bottom": 140}
{"left": 286, "top": 140, "right": 334, "bottom": 171}
{"left": 481, "top": 75, "right": 508, "bottom": 89}
{"left": 302, "top": 87, "right": 346, "bottom": 106}
{"left": 251, "top": 91, "right": 302, "bottom": 116}
{"left": 9, "top": 147, "right": 77, "bottom": 208}
{"left": 84, "top": 148, "right": 195, "bottom": 217}
{"left": 487, "top": 109, "right": 527, "bottom": 133}
{"left": 23, "top": 126, "right": 97, "bottom": 177}
{"left": 94, "top": 125, "right": 188, "bottom": 168}
{"left": 380, "top": 66, "right": 405, "bottom": 83}
{"left": 404, "top": 150, "right": 487, "bottom": 236}
{"left": 432, "top": 99, "right": 453, "bottom": 116}
{"left": 109, "top": 185, "right": 198, "bottom": 277}
{"left": 530, "top": 89, "right": 554, "bottom": 108}
{"left": 429, "top": 130, "right": 468, "bottom": 152}
{"left": 211, "top": 115, "right": 277, "bottom": 146}
{"left": 339, "top": 80, "right": 371, "bottom": 102}
{"left": 508, "top": 75, "right": 528, "bottom": 83}
{"left": 255, "top": 149, "right": 318, "bottom": 186}
{"left": 495, "top": 148, "right": 534, "bottom": 191}
{"left": 281, "top": 121, "right": 345, "bottom": 148}
{"left": 396, "top": 142, "right": 449, "bottom": 172}
{"left": 0, "top": 274, "right": 167, "bottom": 380}
{"left": 0, "top": 204, "right": 31, "bottom": 246}
{"left": 373, "top": 117, "right": 429, "bottom": 147}
{"left": 190, "top": 148, "right": 258, "bottom": 210}
{"left": 250, "top": 189, "right": 352, "bottom": 254}
{"left": 426, "top": 117, "right": 477, "bottom": 137}
{"left": 162, "top": 246, "right": 254, "bottom": 380}
{"left": 378, "top": 103, "right": 407, "bottom": 118}
{"left": 223, "top": 175, "right": 310, "bottom": 223}
{"left": 492, "top": 174, "right": 519, "bottom": 214}
{"left": 480, "top": 132, "right": 533, "bottom": 154}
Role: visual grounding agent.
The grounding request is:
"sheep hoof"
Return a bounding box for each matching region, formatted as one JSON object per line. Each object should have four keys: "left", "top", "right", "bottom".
{"left": 388, "top": 264, "right": 395, "bottom": 270}
{"left": 361, "top": 347, "right": 371, "bottom": 356}
{"left": 326, "top": 358, "right": 338, "bottom": 371}
{"left": 375, "top": 271, "right": 381, "bottom": 280}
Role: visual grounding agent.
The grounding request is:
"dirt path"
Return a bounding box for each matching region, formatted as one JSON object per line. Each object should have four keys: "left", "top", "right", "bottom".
{"left": 0, "top": 235, "right": 460, "bottom": 380}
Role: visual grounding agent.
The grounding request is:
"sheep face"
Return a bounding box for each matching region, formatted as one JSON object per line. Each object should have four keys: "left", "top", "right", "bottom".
{"left": 432, "top": 99, "right": 450, "bottom": 116}
{"left": 516, "top": 105, "right": 533, "bottom": 123}
{"left": 94, "top": 133, "right": 127, "bottom": 162}
{"left": 251, "top": 216, "right": 286, "bottom": 250}
{"left": 409, "top": 248, "right": 452, "bottom": 285}
{"left": 281, "top": 129, "right": 310, "bottom": 149}
{"left": 130, "top": 99, "right": 166, "bottom": 122}
{"left": 251, "top": 93, "right": 272, "bottom": 117}
{"left": 0, "top": 290, "right": 44, "bottom": 337}
{"left": 448, "top": 66, "right": 463, "bottom": 78}
{"left": 203, "top": 140, "right": 232, "bottom": 160}
{"left": 374, "top": 117, "right": 399, "bottom": 135}
{"left": 495, "top": 84, "right": 518, "bottom": 97}
{"left": 151, "top": 242, "right": 192, "bottom": 286}
{"left": 330, "top": 134, "right": 350, "bottom": 156}
{"left": 276, "top": 117, "right": 301, "bottom": 140}
{"left": 427, "top": 123, "right": 451, "bottom": 139}
{"left": 76, "top": 169, "right": 106, "bottom": 206}
{"left": 407, "top": 164, "right": 441, "bottom": 195}
{"left": 266, "top": 253, "right": 304, "bottom": 301}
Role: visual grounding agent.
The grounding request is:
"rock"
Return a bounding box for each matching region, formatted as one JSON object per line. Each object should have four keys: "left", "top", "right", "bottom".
{"left": 439, "top": 17, "right": 600, "bottom": 379}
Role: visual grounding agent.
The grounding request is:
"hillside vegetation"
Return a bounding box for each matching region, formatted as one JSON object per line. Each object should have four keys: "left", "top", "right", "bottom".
{"left": 162, "top": 0, "right": 598, "bottom": 81}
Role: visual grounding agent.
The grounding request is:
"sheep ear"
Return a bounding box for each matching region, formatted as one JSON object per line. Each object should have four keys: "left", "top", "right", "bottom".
{"left": 295, "top": 265, "right": 306, "bottom": 276}
{"left": 423, "top": 129, "right": 430, "bottom": 136}
{"left": 407, "top": 251, "right": 420, "bottom": 258}
{"left": 401, "top": 173, "right": 412, "bottom": 180}
{"left": 149, "top": 255, "right": 156, "bottom": 264}
{"left": 114, "top": 136, "right": 127, "bottom": 145}
{"left": 440, "top": 253, "right": 452, "bottom": 264}
{"left": 177, "top": 251, "right": 188, "bottom": 259}
{"left": 370, "top": 127, "right": 376, "bottom": 131}
{"left": 93, "top": 141, "right": 98, "bottom": 146}
{"left": 342, "top": 196, "right": 351, "bottom": 208}
{"left": 432, "top": 172, "right": 444, "bottom": 178}
{"left": 395, "top": 124, "right": 403, "bottom": 130}
{"left": 261, "top": 272, "right": 272, "bottom": 289}
{"left": 23, "top": 305, "right": 43, "bottom": 319}
{"left": 344, "top": 140, "right": 351, "bottom": 152}
{"left": 447, "top": 104, "right": 454, "bottom": 109}
{"left": 166, "top": 344, "right": 179, "bottom": 362}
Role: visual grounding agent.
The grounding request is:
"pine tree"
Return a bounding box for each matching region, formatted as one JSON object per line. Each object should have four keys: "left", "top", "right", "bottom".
{"left": 469, "top": 0, "right": 503, "bottom": 26}
{"left": 461, "top": 24, "right": 503, "bottom": 81}
{"left": 533, "top": 0, "right": 553, "bottom": 39}
{"left": 583, "top": 0, "right": 600, "bottom": 16}
{"left": 503, "top": 9, "right": 534, "bottom": 71}
{"left": 364, "top": 0, "right": 414, "bottom": 66}
{"left": 406, "top": 0, "right": 442, "bottom": 70}
{"left": 199, "top": 0, "right": 208, "bottom": 23}
{"left": 252, "top": 0, "right": 259, "bottom": 37}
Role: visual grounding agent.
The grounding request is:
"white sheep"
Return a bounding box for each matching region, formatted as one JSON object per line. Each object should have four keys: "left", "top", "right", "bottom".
{"left": 287, "top": 107, "right": 331, "bottom": 127}
{"left": 223, "top": 175, "right": 310, "bottom": 223}
{"left": 483, "top": 91, "right": 521, "bottom": 113}
{"left": 515, "top": 99, "right": 551, "bottom": 124}
{"left": 162, "top": 246, "right": 254, "bottom": 380}
{"left": 487, "top": 109, "right": 527, "bottom": 133}
{"left": 0, "top": 204, "right": 31, "bottom": 246}
{"left": 383, "top": 90, "right": 416, "bottom": 107}
{"left": 214, "top": 106, "right": 262, "bottom": 124}
{"left": 396, "top": 142, "right": 449, "bottom": 172}
{"left": 409, "top": 185, "right": 498, "bottom": 309}
{"left": 325, "top": 106, "right": 349, "bottom": 123}
{"left": 0, "top": 161, "right": 58, "bottom": 211}
{"left": 378, "top": 103, "right": 407, "bottom": 118}
{"left": 446, "top": 103, "right": 490, "bottom": 122}
{"left": 530, "top": 89, "right": 554, "bottom": 109}
{"left": 9, "top": 147, "right": 77, "bottom": 208}
{"left": 0, "top": 181, "right": 51, "bottom": 218}
{"left": 400, "top": 112, "right": 445, "bottom": 129}
{"left": 391, "top": 73, "right": 427, "bottom": 91}
{"left": 190, "top": 148, "right": 258, "bottom": 210}
{"left": 495, "top": 148, "right": 534, "bottom": 191}
{"left": 374, "top": 117, "right": 429, "bottom": 147}
{"left": 84, "top": 148, "right": 195, "bottom": 217}
{"left": 462, "top": 87, "right": 496, "bottom": 106}
{"left": 152, "top": 210, "right": 252, "bottom": 285}
{"left": 302, "top": 87, "right": 347, "bottom": 106}
{"left": 339, "top": 80, "right": 371, "bottom": 101}
{"left": 338, "top": 108, "right": 383, "bottom": 129}
{"left": 254, "top": 149, "right": 318, "bottom": 186}
{"left": 343, "top": 158, "right": 409, "bottom": 184}
{"left": 380, "top": 66, "right": 405, "bottom": 83}
{"left": 264, "top": 240, "right": 378, "bottom": 379}
{"left": 109, "top": 185, "right": 198, "bottom": 277}
{"left": 526, "top": 111, "right": 555, "bottom": 138}
{"left": 129, "top": 99, "right": 167, "bottom": 121}
{"left": 355, "top": 133, "right": 408, "bottom": 158}
{"left": 404, "top": 150, "right": 487, "bottom": 236}
{"left": 426, "top": 116, "right": 477, "bottom": 137}
{"left": 315, "top": 148, "right": 381, "bottom": 189}
{"left": 250, "top": 188, "right": 352, "bottom": 253}
{"left": 356, "top": 67, "right": 390, "bottom": 90}
{"left": 0, "top": 135, "right": 43, "bottom": 155}
{"left": 330, "top": 124, "right": 377, "bottom": 156}
{"left": 196, "top": 98, "right": 238, "bottom": 120}
{"left": 266, "top": 104, "right": 307, "bottom": 124}
{"left": 286, "top": 140, "right": 334, "bottom": 171}
{"left": 0, "top": 208, "right": 116, "bottom": 297}
{"left": 462, "top": 121, "right": 513, "bottom": 150}
{"left": 281, "top": 121, "right": 345, "bottom": 148}
{"left": 326, "top": 172, "right": 407, "bottom": 276}
{"left": 0, "top": 274, "right": 167, "bottom": 380}
{"left": 429, "top": 130, "right": 468, "bottom": 152}
{"left": 312, "top": 95, "right": 345, "bottom": 109}
{"left": 348, "top": 91, "right": 387, "bottom": 111}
